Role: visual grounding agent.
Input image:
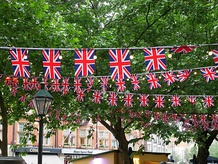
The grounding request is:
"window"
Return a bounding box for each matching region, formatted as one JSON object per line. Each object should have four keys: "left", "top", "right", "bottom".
{"left": 80, "top": 129, "right": 87, "bottom": 147}
{"left": 18, "top": 123, "right": 25, "bottom": 132}
{"left": 99, "top": 131, "right": 104, "bottom": 139}
{"left": 112, "top": 135, "right": 118, "bottom": 148}
{"left": 80, "top": 129, "right": 86, "bottom": 137}
{"left": 17, "top": 123, "right": 25, "bottom": 144}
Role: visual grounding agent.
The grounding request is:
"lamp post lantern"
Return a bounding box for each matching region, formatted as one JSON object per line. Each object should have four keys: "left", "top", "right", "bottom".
{"left": 32, "top": 83, "right": 53, "bottom": 164}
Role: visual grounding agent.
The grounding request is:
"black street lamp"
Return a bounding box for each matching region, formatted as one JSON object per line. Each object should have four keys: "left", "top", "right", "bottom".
{"left": 32, "top": 83, "right": 53, "bottom": 164}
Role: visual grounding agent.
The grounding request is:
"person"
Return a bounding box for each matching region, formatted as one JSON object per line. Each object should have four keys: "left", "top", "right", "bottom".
{"left": 160, "top": 162, "right": 167, "bottom": 164}
{"left": 193, "top": 154, "right": 198, "bottom": 164}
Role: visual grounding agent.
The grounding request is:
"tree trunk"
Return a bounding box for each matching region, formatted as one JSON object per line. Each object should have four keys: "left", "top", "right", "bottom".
{"left": 197, "top": 146, "right": 209, "bottom": 164}
{"left": 196, "top": 130, "right": 218, "bottom": 164}
{"left": 100, "top": 119, "right": 133, "bottom": 164}
{"left": 119, "top": 143, "right": 133, "bottom": 164}
{"left": 0, "top": 91, "right": 8, "bottom": 156}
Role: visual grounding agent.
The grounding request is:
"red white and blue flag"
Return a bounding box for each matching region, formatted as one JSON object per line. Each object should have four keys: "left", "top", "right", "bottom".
{"left": 10, "top": 48, "right": 30, "bottom": 77}
{"left": 177, "top": 70, "right": 192, "bottom": 82}
{"left": 115, "top": 79, "right": 126, "bottom": 92}
{"left": 171, "top": 45, "right": 197, "bottom": 54}
{"left": 187, "top": 96, "right": 196, "bottom": 105}
{"left": 200, "top": 67, "right": 218, "bottom": 82}
{"left": 155, "top": 95, "right": 165, "bottom": 108}
{"left": 162, "top": 71, "right": 178, "bottom": 86}
{"left": 212, "top": 49, "right": 218, "bottom": 65}
{"left": 74, "top": 48, "right": 95, "bottom": 77}
{"left": 171, "top": 95, "right": 181, "bottom": 107}
{"left": 108, "top": 92, "right": 118, "bottom": 106}
{"left": 139, "top": 94, "right": 149, "bottom": 107}
{"left": 76, "top": 89, "right": 86, "bottom": 102}
{"left": 130, "top": 74, "right": 140, "bottom": 91}
{"left": 23, "top": 78, "right": 30, "bottom": 91}
{"left": 143, "top": 48, "right": 167, "bottom": 71}
{"left": 109, "top": 49, "right": 131, "bottom": 80}
{"left": 30, "top": 77, "right": 39, "bottom": 90}
{"left": 50, "top": 79, "right": 61, "bottom": 92}
{"left": 92, "top": 90, "right": 102, "bottom": 104}
{"left": 211, "top": 114, "right": 218, "bottom": 123}
{"left": 61, "top": 78, "right": 70, "bottom": 95}
{"left": 146, "top": 73, "right": 161, "bottom": 90}
{"left": 19, "top": 94, "right": 27, "bottom": 102}
{"left": 42, "top": 49, "right": 61, "bottom": 79}
{"left": 203, "top": 96, "right": 214, "bottom": 108}
{"left": 74, "top": 77, "right": 82, "bottom": 92}
{"left": 87, "top": 77, "right": 94, "bottom": 92}
{"left": 124, "top": 93, "right": 134, "bottom": 107}
{"left": 100, "top": 77, "right": 109, "bottom": 91}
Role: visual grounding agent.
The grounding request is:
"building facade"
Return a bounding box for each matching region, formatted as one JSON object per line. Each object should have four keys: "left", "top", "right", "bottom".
{"left": 0, "top": 120, "right": 167, "bottom": 163}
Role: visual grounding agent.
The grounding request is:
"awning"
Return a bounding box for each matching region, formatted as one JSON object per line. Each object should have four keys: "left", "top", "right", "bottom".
{"left": 22, "top": 155, "right": 62, "bottom": 164}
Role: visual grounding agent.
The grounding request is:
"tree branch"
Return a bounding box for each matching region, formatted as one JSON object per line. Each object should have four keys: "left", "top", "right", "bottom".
{"left": 131, "top": 6, "right": 171, "bottom": 46}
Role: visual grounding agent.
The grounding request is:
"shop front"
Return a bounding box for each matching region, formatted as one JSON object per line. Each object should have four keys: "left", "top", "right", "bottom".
{"left": 14, "top": 147, "right": 62, "bottom": 164}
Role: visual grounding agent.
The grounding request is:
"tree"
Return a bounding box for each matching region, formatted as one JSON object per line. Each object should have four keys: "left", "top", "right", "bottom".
{"left": 0, "top": 1, "right": 218, "bottom": 164}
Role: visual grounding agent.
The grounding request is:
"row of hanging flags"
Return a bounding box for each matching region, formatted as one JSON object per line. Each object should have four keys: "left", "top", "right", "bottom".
{"left": 8, "top": 45, "right": 218, "bottom": 79}
{"left": 1, "top": 44, "right": 217, "bottom": 109}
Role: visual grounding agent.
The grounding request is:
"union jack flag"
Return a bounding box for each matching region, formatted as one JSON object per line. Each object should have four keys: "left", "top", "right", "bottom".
{"left": 211, "top": 114, "right": 218, "bottom": 123}
{"left": 153, "top": 112, "right": 160, "bottom": 120}
{"left": 100, "top": 77, "right": 109, "bottom": 91}
{"left": 130, "top": 74, "right": 140, "bottom": 90}
{"left": 50, "top": 79, "right": 61, "bottom": 92}
{"left": 139, "top": 94, "right": 149, "bottom": 107}
{"left": 76, "top": 89, "right": 86, "bottom": 101}
{"left": 28, "top": 100, "right": 34, "bottom": 108}
{"left": 61, "top": 78, "right": 70, "bottom": 95}
{"left": 11, "top": 86, "right": 18, "bottom": 96}
{"left": 143, "top": 48, "right": 167, "bottom": 71}
{"left": 187, "top": 96, "right": 196, "bottom": 105}
{"left": 22, "top": 78, "right": 30, "bottom": 91}
{"left": 200, "top": 67, "right": 218, "bottom": 82}
{"left": 203, "top": 96, "right": 214, "bottom": 108}
{"left": 177, "top": 70, "right": 192, "bottom": 82}
{"left": 124, "top": 93, "right": 134, "bottom": 107}
{"left": 212, "top": 49, "right": 218, "bottom": 65}
{"left": 74, "top": 77, "right": 82, "bottom": 92}
{"left": 162, "top": 71, "right": 178, "bottom": 86}
{"left": 42, "top": 49, "right": 61, "bottom": 79}
{"left": 146, "top": 73, "right": 161, "bottom": 90}
{"left": 191, "top": 114, "right": 198, "bottom": 127}
{"left": 155, "top": 95, "right": 165, "bottom": 108}
{"left": 19, "top": 94, "right": 27, "bottom": 102}
{"left": 87, "top": 77, "right": 94, "bottom": 92}
{"left": 30, "top": 77, "right": 39, "bottom": 90}
{"left": 109, "top": 49, "right": 131, "bottom": 80}
{"left": 200, "top": 114, "right": 206, "bottom": 123}
{"left": 162, "top": 113, "right": 169, "bottom": 123}
{"left": 5, "top": 77, "right": 12, "bottom": 86}
{"left": 171, "top": 45, "right": 197, "bottom": 54}
{"left": 171, "top": 114, "right": 178, "bottom": 121}
{"left": 108, "top": 92, "right": 118, "bottom": 106}
{"left": 171, "top": 95, "right": 181, "bottom": 107}
{"left": 12, "top": 78, "right": 19, "bottom": 87}
{"left": 10, "top": 48, "right": 30, "bottom": 77}
{"left": 115, "top": 79, "right": 126, "bottom": 92}
{"left": 74, "top": 48, "right": 95, "bottom": 77}
{"left": 92, "top": 90, "right": 102, "bottom": 104}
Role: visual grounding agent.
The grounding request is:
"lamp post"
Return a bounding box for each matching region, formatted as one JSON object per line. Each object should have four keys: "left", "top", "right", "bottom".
{"left": 32, "top": 83, "right": 53, "bottom": 164}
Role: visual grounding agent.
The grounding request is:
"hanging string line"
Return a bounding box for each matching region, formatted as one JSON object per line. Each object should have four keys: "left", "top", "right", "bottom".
{"left": 0, "top": 43, "right": 217, "bottom": 51}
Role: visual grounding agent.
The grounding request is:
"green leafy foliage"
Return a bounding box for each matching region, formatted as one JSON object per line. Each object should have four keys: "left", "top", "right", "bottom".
{"left": 0, "top": 0, "right": 218, "bottom": 163}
